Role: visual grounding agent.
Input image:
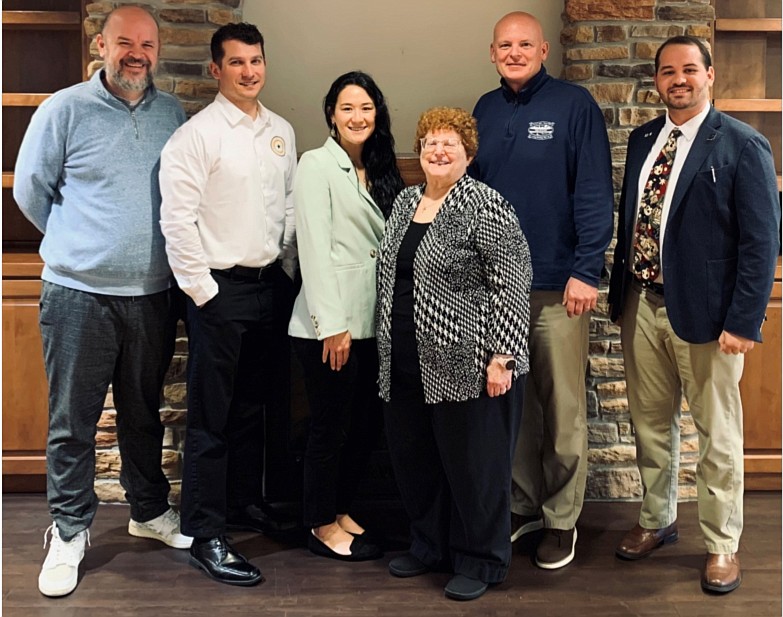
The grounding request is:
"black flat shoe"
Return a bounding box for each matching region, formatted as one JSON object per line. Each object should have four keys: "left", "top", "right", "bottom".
{"left": 226, "top": 504, "right": 298, "bottom": 534}
{"left": 189, "top": 536, "right": 264, "bottom": 586}
{"left": 348, "top": 529, "right": 384, "bottom": 547}
{"left": 444, "top": 574, "right": 488, "bottom": 601}
{"left": 307, "top": 530, "right": 382, "bottom": 562}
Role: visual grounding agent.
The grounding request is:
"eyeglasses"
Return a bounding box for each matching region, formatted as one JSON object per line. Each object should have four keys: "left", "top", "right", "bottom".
{"left": 420, "top": 137, "right": 462, "bottom": 152}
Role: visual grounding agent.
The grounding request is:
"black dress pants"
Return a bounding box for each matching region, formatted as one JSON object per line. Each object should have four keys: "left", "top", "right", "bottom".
{"left": 384, "top": 368, "right": 524, "bottom": 583}
{"left": 293, "top": 337, "right": 383, "bottom": 528}
{"left": 181, "top": 264, "right": 293, "bottom": 538}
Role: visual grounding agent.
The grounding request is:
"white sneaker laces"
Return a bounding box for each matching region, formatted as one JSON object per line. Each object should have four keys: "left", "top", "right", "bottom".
{"left": 42, "top": 524, "right": 90, "bottom": 562}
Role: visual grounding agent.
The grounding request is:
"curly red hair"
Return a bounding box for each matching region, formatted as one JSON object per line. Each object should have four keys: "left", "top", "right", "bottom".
{"left": 414, "top": 107, "right": 478, "bottom": 159}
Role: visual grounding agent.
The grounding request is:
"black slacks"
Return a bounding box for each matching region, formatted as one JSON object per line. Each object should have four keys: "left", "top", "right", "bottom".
{"left": 293, "top": 337, "right": 383, "bottom": 528}
{"left": 181, "top": 264, "right": 293, "bottom": 538}
{"left": 384, "top": 368, "right": 524, "bottom": 583}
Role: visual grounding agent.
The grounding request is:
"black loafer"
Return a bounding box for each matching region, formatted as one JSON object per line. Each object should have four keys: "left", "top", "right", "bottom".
{"left": 307, "top": 530, "right": 382, "bottom": 562}
{"left": 189, "top": 536, "right": 264, "bottom": 586}
{"left": 444, "top": 574, "right": 488, "bottom": 601}
{"left": 389, "top": 553, "right": 429, "bottom": 578}
{"left": 226, "top": 504, "right": 298, "bottom": 534}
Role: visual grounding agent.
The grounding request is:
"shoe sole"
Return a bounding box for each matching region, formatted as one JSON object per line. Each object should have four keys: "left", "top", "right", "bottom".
{"left": 444, "top": 583, "right": 489, "bottom": 601}
{"left": 188, "top": 556, "right": 264, "bottom": 586}
{"left": 701, "top": 577, "right": 741, "bottom": 594}
{"left": 615, "top": 532, "right": 679, "bottom": 560}
{"left": 511, "top": 519, "right": 544, "bottom": 542}
{"left": 389, "top": 564, "right": 429, "bottom": 578}
{"left": 535, "top": 528, "right": 578, "bottom": 570}
{"left": 38, "top": 577, "right": 78, "bottom": 598}
{"left": 128, "top": 522, "right": 193, "bottom": 549}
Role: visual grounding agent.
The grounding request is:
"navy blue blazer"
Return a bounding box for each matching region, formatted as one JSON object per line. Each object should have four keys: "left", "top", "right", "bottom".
{"left": 608, "top": 108, "right": 780, "bottom": 344}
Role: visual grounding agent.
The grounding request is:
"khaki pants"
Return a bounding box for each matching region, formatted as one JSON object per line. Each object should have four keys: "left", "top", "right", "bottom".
{"left": 511, "top": 290, "right": 589, "bottom": 530}
{"left": 621, "top": 285, "right": 744, "bottom": 554}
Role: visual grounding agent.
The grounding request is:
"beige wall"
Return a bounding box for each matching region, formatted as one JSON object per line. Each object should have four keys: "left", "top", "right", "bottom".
{"left": 244, "top": 1, "right": 563, "bottom": 153}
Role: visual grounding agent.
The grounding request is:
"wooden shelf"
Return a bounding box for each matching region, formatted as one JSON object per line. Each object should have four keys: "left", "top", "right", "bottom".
{"left": 2, "top": 172, "right": 13, "bottom": 189}
{"left": 2, "top": 93, "right": 50, "bottom": 107}
{"left": 2, "top": 253, "right": 44, "bottom": 280}
{"left": 715, "top": 18, "right": 782, "bottom": 32}
{"left": 2, "top": 10, "right": 81, "bottom": 27}
{"left": 713, "top": 98, "right": 782, "bottom": 112}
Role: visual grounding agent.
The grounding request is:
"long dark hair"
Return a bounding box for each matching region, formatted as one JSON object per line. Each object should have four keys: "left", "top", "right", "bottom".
{"left": 323, "top": 71, "right": 404, "bottom": 218}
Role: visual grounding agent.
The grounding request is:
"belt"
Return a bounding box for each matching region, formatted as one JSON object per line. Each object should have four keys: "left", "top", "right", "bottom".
{"left": 212, "top": 260, "right": 280, "bottom": 281}
{"left": 632, "top": 278, "right": 664, "bottom": 297}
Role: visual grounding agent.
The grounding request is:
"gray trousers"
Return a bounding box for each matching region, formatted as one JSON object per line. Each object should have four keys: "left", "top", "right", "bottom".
{"left": 40, "top": 282, "right": 176, "bottom": 540}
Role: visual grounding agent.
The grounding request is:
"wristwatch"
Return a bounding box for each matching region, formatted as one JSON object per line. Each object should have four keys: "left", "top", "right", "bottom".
{"left": 498, "top": 358, "right": 516, "bottom": 371}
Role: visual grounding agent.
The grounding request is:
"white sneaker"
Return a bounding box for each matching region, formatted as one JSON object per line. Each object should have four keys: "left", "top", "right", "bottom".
{"left": 38, "top": 522, "right": 89, "bottom": 597}
{"left": 128, "top": 508, "right": 192, "bottom": 549}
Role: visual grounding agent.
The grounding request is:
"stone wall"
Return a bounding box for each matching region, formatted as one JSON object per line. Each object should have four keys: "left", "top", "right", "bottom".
{"left": 87, "top": 0, "right": 712, "bottom": 504}
{"left": 562, "top": 0, "right": 714, "bottom": 499}
{"left": 85, "top": 0, "right": 240, "bottom": 115}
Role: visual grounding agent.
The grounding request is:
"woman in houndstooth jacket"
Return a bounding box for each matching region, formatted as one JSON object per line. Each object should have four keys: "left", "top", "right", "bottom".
{"left": 375, "top": 107, "right": 532, "bottom": 601}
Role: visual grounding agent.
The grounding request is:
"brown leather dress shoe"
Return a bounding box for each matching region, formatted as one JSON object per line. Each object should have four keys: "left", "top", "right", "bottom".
{"left": 702, "top": 552, "right": 741, "bottom": 593}
{"left": 615, "top": 522, "right": 678, "bottom": 560}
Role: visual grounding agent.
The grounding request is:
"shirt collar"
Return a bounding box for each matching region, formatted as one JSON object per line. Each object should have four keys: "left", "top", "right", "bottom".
{"left": 664, "top": 103, "right": 710, "bottom": 142}
{"left": 500, "top": 66, "right": 549, "bottom": 104}
{"left": 215, "top": 91, "right": 268, "bottom": 128}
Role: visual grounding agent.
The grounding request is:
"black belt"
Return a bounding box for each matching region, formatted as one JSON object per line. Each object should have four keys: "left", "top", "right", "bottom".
{"left": 632, "top": 278, "right": 664, "bottom": 297}
{"left": 212, "top": 260, "right": 280, "bottom": 281}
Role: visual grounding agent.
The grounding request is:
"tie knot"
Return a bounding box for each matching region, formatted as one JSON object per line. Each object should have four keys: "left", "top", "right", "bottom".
{"left": 670, "top": 128, "right": 682, "bottom": 140}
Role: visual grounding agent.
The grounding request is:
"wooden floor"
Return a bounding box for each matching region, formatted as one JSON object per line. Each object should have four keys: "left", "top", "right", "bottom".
{"left": 2, "top": 493, "right": 780, "bottom": 616}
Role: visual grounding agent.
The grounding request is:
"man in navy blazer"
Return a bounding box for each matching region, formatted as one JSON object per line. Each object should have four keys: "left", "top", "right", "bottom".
{"left": 608, "top": 35, "right": 780, "bottom": 594}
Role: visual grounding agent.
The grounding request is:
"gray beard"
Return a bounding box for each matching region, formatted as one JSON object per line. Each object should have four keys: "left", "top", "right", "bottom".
{"left": 107, "top": 65, "right": 153, "bottom": 93}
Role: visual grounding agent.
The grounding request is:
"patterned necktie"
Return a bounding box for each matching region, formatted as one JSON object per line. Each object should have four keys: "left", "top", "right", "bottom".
{"left": 632, "top": 128, "right": 681, "bottom": 283}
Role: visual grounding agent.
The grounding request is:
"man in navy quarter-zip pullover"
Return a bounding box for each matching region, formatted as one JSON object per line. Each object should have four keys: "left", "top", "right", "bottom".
{"left": 469, "top": 11, "right": 613, "bottom": 570}
{"left": 14, "top": 4, "right": 190, "bottom": 598}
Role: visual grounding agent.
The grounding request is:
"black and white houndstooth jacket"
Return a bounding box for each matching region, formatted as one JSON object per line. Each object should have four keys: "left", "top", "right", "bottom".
{"left": 376, "top": 174, "right": 532, "bottom": 404}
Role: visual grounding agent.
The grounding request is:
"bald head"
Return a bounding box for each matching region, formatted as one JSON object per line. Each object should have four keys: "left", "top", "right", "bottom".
{"left": 490, "top": 11, "right": 549, "bottom": 93}
{"left": 493, "top": 11, "right": 543, "bottom": 43}
{"left": 102, "top": 4, "right": 159, "bottom": 38}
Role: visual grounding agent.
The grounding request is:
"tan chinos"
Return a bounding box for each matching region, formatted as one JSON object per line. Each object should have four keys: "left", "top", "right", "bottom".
{"left": 621, "top": 285, "right": 744, "bottom": 554}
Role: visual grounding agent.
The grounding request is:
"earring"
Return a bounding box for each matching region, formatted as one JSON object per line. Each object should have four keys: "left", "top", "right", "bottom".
{"left": 330, "top": 123, "right": 338, "bottom": 140}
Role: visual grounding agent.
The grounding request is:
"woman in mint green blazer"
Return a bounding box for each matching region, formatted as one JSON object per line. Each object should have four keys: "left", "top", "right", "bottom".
{"left": 288, "top": 72, "right": 404, "bottom": 561}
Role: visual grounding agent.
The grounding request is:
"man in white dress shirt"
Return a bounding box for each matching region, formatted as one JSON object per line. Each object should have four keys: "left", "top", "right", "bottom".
{"left": 160, "top": 22, "right": 297, "bottom": 586}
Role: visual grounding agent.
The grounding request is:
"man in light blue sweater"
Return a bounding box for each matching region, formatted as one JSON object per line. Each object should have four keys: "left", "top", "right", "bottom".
{"left": 14, "top": 5, "right": 190, "bottom": 598}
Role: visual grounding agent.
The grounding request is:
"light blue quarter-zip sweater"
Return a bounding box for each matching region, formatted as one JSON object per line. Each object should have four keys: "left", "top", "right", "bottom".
{"left": 14, "top": 70, "right": 186, "bottom": 296}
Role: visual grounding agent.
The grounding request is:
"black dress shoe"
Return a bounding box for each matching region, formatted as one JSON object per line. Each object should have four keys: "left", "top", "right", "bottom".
{"left": 189, "top": 536, "right": 264, "bottom": 586}
{"left": 307, "top": 530, "right": 383, "bottom": 562}
{"left": 226, "top": 504, "right": 298, "bottom": 534}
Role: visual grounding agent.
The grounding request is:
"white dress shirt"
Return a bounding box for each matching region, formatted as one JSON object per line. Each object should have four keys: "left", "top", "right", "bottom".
{"left": 633, "top": 103, "right": 710, "bottom": 283}
{"left": 160, "top": 92, "right": 297, "bottom": 306}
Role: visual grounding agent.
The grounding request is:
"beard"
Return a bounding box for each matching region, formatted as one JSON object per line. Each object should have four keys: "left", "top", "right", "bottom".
{"left": 106, "top": 57, "right": 154, "bottom": 93}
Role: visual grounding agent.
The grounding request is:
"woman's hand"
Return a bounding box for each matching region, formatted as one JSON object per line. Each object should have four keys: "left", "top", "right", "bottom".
{"left": 322, "top": 330, "right": 352, "bottom": 371}
{"left": 486, "top": 355, "right": 513, "bottom": 397}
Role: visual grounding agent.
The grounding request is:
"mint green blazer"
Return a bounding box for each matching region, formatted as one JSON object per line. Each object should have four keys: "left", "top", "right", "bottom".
{"left": 288, "top": 138, "right": 385, "bottom": 341}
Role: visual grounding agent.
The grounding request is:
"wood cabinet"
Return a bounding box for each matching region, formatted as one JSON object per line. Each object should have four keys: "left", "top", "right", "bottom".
{"left": 2, "top": 1, "right": 88, "bottom": 491}
{"left": 740, "top": 261, "right": 782, "bottom": 490}
{"left": 712, "top": 0, "right": 782, "bottom": 489}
